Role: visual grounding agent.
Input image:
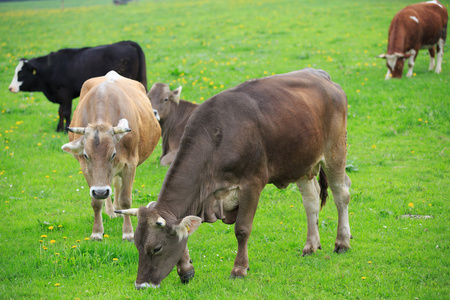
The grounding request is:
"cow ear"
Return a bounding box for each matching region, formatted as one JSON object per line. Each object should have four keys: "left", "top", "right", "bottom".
{"left": 172, "top": 86, "right": 182, "bottom": 105}
{"left": 377, "top": 54, "right": 387, "bottom": 59}
{"left": 174, "top": 216, "right": 202, "bottom": 240}
{"left": 61, "top": 137, "right": 84, "bottom": 155}
{"left": 113, "top": 118, "right": 131, "bottom": 141}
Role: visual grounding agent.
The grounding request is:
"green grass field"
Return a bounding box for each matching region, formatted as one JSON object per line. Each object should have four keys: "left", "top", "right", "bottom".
{"left": 0, "top": 0, "right": 449, "bottom": 299}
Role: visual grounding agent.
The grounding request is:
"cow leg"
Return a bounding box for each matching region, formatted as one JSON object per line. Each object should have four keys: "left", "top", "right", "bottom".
{"left": 104, "top": 176, "right": 122, "bottom": 219}
{"left": 428, "top": 47, "right": 436, "bottom": 71}
{"left": 435, "top": 38, "right": 444, "bottom": 74}
{"left": 384, "top": 68, "right": 392, "bottom": 80}
{"left": 230, "top": 184, "right": 262, "bottom": 278}
{"left": 91, "top": 198, "right": 104, "bottom": 240}
{"left": 117, "top": 164, "right": 136, "bottom": 241}
{"left": 57, "top": 99, "right": 72, "bottom": 132}
{"left": 176, "top": 245, "right": 195, "bottom": 284}
{"left": 297, "top": 176, "right": 322, "bottom": 256}
{"left": 406, "top": 49, "right": 417, "bottom": 78}
{"left": 321, "top": 162, "right": 351, "bottom": 253}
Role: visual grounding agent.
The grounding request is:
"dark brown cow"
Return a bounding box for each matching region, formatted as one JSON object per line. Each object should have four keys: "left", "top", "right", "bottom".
{"left": 62, "top": 71, "right": 161, "bottom": 241}
{"left": 377, "top": 0, "right": 448, "bottom": 79}
{"left": 117, "top": 69, "right": 352, "bottom": 288}
{"left": 147, "top": 83, "right": 199, "bottom": 166}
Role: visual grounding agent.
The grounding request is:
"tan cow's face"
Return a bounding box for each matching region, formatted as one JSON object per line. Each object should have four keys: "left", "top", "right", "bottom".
{"left": 61, "top": 119, "right": 130, "bottom": 199}
{"left": 147, "top": 83, "right": 182, "bottom": 120}
{"left": 117, "top": 204, "right": 201, "bottom": 288}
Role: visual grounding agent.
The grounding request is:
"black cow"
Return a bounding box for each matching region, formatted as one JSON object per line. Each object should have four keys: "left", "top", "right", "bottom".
{"left": 8, "top": 41, "right": 147, "bottom": 132}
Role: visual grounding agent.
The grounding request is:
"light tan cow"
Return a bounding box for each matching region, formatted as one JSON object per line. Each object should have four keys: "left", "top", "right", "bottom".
{"left": 62, "top": 71, "right": 161, "bottom": 241}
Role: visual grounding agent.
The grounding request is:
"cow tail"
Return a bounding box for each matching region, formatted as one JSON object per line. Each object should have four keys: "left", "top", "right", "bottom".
{"left": 319, "top": 167, "right": 328, "bottom": 209}
{"left": 132, "top": 41, "right": 148, "bottom": 91}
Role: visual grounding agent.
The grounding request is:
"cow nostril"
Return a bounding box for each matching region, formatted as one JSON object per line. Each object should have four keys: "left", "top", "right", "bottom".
{"left": 92, "top": 189, "right": 109, "bottom": 199}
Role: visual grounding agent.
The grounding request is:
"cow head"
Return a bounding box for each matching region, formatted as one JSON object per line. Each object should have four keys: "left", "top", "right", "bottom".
{"left": 9, "top": 59, "right": 38, "bottom": 93}
{"left": 61, "top": 119, "right": 131, "bottom": 199}
{"left": 377, "top": 52, "right": 412, "bottom": 79}
{"left": 116, "top": 203, "right": 202, "bottom": 288}
{"left": 147, "top": 83, "right": 182, "bottom": 120}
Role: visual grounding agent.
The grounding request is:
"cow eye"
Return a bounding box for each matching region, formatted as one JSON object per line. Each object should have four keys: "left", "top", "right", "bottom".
{"left": 83, "top": 153, "right": 89, "bottom": 161}
{"left": 163, "top": 97, "right": 168, "bottom": 102}
{"left": 154, "top": 245, "right": 162, "bottom": 254}
{"left": 111, "top": 151, "right": 116, "bottom": 161}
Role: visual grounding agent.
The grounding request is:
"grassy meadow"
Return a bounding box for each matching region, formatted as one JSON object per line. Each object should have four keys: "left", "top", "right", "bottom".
{"left": 0, "top": 0, "right": 449, "bottom": 299}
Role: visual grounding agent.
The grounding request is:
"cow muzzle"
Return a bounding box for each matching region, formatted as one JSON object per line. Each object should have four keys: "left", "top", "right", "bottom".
{"left": 90, "top": 186, "right": 112, "bottom": 199}
{"left": 134, "top": 281, "right": 160, "bottom": 290}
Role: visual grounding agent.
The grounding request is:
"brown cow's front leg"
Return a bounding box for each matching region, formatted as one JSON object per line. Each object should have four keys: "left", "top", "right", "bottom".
{"left": 230, "top": 185, "right": 262, "bottom": 278}
{"left": 297, "top": 177, "right": 322, "bottom": 256}
{"left": 91, "top": 198, "right": 104, "bottom": 240}
{"left": 177, "top": 245, "right": 195, "bottom": 284}
{"left": 118, "top": 164, "right": 136, "bottom": 241}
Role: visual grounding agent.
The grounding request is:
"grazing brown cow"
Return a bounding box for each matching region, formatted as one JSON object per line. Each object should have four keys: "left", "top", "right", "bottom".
{"left": 62, "top": 71, "right": 161, "bottom": 241}
{"left": 117, "top": 68, "right": 352, "bottom": 289}
{"left": 377, "top": 0, "right": 448, "bottom": 79}
{"left": 147, "top": 83, "right": 199, "bottom": 166}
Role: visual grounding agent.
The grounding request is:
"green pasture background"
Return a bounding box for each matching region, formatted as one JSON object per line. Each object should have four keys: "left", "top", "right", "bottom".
{"left": 0, "top": 0, "right": 449, "bottom": 299}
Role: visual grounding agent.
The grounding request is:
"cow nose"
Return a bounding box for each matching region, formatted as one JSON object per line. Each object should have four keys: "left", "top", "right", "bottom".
{"left": 90, "top": 186, "right": 111, "bottom": 199}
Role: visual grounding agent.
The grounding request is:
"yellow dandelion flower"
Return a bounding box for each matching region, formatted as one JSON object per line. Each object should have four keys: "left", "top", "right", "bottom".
{"left": 361, "top": 277, "right": 366, "bottom": 280}
{"left": 37, "top": 143, "right": 41, "bottom": 146}
{"left": 104, "top": 234, "right": 109, "bottom": 238}
{"left": 50, "top": 240, "right": 56, "bottom": 244}
{"left": 84, "top": 238, "right": 90, "bottom": 241}
{"left": 113, "top": 258, "right": 118, "bottom": 261}
{"left": 58, "top": 224, "right": 63, "bottom": 228}
{"left": 55, "top": 253, "right": 60, "bottom": 255}
{"left": 72, "top": 245, "right": 77, "bottom": 249}
{"left": 54, "top": 283, "right": 60, "bottom": 287}
{"left": 372, "top": 145, "right": 376, "bottom": 149}
{"left": 63, "top": 237, "right": 67, "bottom": 239}
{"left": 408, "top": 203, "right": 414, "bottom": 208}
{"left": 42, "top": 246, "right": 48, "bottom": 250}
{"left": 48, "top": 226, "right": 54, "bottom": 230}
{"left": 41, "top": 235, "right": 47, "bottom": 238}
{"left": 76, "top": 240, "right": 80, "bottom": 243}
{"left": 368, "top": 261, "right": 372, "bottom": 264}
{"left": 418, "top": 118, "right": 422, "bottom": 122}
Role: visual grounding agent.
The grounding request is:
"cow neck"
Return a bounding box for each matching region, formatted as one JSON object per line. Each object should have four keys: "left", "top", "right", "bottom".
{"left": 155, "top": 132, "right": 215, "bottom": 222}
{"left": 162, "top": 100, "right": 198, "bottom": 136}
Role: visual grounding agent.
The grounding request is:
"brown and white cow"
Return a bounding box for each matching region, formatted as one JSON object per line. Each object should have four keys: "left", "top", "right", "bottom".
{"left": 147, "top": 83, "right": 199, "bottom": 166}
{"left": 378, "top": 0, "right": 448, "bottom": 79}
{"left": 62, "top": 71, "right": 161, "bottom": 241}
{"left": 116, "top": 68, "right": 352, "bottom": 288}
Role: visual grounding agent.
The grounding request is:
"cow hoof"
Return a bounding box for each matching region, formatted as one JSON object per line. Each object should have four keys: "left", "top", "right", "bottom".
{"left": 301, "top": 244, "right": 321, "bottom": 256}
{"left": 122, "top": 233, "right": 134, "bottom": 242}
{"left": 179, "top": 268, "right": 195, "bottom": 284}
{"left": 333, "top": 243, "right": 350, "bottom": 254}
{"left": 90, "top": 232, "right": 103, "bottom": 241}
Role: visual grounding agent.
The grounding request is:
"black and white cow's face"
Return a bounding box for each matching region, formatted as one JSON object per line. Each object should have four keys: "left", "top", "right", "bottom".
{"left": 9, "top": 59, "right": 37, "bottom": 93}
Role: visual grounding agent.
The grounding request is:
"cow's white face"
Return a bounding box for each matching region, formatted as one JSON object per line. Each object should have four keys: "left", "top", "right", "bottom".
{"left": 9, "top": 60, "right": 25, "bottom": 93}
{"left": 147, "top": 83, "right": 182, "bottom": 120}
{"left": 61, "top": 119, "right": 131, "bottom": 199}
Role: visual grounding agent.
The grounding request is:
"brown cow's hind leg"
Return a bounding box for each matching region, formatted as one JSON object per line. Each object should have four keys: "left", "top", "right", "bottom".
{"left": 297, "top": 176, "right": 322, "bottom": 256}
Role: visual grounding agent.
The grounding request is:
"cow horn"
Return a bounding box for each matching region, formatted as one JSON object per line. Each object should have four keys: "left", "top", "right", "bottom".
{"left": 114, "top": 208, "right": 138, "bottom": 216}
{"left": 113, "top": 127, "right": 131, "bottom": 134}
{"left": 67, "top": 127, "right": 86, "bottom": 135}
{"left": 156, "top": 217, "right": 166, "bottom": 227}
{"left": 376, "top": 54, "right": 387, "bottom": 59}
